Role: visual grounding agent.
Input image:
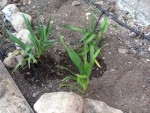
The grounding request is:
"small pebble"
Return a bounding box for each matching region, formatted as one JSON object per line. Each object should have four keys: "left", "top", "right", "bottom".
{"left": 33, "top": 93, "right": 37, "bottom": 97}
{"left": 118, "top": 48, "right": 128, "bottom": 54}
{"left": 95, "top": 1, "right": 103, "bottom": 5}
{"left": 72, "top": 1, "right": 81, "bottom": 6}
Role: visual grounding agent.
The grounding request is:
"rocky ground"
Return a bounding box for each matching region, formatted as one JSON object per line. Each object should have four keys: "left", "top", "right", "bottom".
{"left": 0, "top": 0, "right": 150, "bottom": 113}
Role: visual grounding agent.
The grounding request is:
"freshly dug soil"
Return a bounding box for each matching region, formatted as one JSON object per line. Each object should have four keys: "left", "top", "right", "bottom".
{"left": 10, "top": 52, "right": 106, "bottom": 106}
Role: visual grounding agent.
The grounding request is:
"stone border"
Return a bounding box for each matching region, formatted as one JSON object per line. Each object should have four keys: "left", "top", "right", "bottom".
{"left": 0, "top": 60, "right": 34, "bottom": 113}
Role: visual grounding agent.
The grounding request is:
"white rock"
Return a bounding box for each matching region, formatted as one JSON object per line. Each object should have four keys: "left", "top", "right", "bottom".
{"left": 118, "top": 48, "right": 128, "bottom": 54}
{"left": 148, "top": 46, "right": 150, "bottom": 51}
{"left": 85, "top": 12, "right": 91, "bottom": 20}
{"left": 11, "top": 12, "right": 32, "bottom": 32}
{"left": 95, "top": 1, "right": 104, "bottom": 5}
{"left": 0, "top": 0, "right": 8, "bottom": 9}
{"left": 15, "top": 29, "right": 32, "bottom": 49}
{"left": 34, "top": 92, "right": 83, "bottom": 113}
{"left": 2, "top": 4, "right": 32, "bottom": 31}
{"left": 84, "top": 98, "right": 123, "bottom": 113}
{"left": 3, "top": 55, "right": 17, "bottom": 68}
{"left": 2, "top": 4, "right": 20, "bottom": 21}
{"left": 72, "top": 1, "right": 81, "bottom": 6}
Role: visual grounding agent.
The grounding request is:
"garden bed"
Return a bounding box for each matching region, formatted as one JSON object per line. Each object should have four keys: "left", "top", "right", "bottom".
{"left": 1, "top": 0, "right": 150, "bottom": 113}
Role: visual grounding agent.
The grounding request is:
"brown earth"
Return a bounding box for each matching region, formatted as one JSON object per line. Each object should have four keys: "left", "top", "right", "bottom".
{"left": 0, "top": 0, "right": 150, "bottom": 113}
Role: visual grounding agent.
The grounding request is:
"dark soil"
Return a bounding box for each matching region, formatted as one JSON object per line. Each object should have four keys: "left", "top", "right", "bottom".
{"left": 1, "top": 0, "right": 150, "bottom": 113}
{"left": 10, "top": 52, "right": 106, "bottom": 106}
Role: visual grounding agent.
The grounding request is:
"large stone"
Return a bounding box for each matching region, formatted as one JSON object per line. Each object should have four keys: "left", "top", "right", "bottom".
{"left": 3, "top": 55, "right": 17, "bottom": 68}
{"left": 15, "top": 29, "right": 32, "bottom": 49}
{"left": 2, "top": 4, "right": 20, "bottom": 21}
{"left": 3, "top": 50, "right": 25, "bottom": 68}
{"left": 84, "top": 98, "right": 123, "bottom": 113}
{"left": 117, "top": 0, "right": 150, "bottom": 25}
{"left": 0, "top": 60, "right": 34, "bottom": 113}
{"left": 11, "top": 12, "right": 32, "bottom": 32}
{"left": 0, "top": 0, "right": 8, "bottom": 10}
{"left": 34, "top": 92, "right": 83, "bottom": 113}
{"left": 2, "top": 4, "right": 32, "bottom": 32}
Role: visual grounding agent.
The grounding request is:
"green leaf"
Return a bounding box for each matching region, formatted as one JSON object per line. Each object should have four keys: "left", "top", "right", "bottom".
{"left": 12, "top": 61, "right": 23, "bottom": 73}
{"left": 59, "top": 83, "right": 84, "bottom": 93}
{"left": 98, "top": 17, "right": 109, "bottom": 41}
{"left": 94, "top": 49, "right": 100, "bottom": 59}
{"left": 7, "top": 30, "right": 27, "bottom": 50}
{"left": 91, "top": 12, "right": 95, "bottom": 31}
{"left": 80, "top": 31, "right": 93, "bottom": 43}
{"left": 62, "top": 76, "right": 77, "bottom": 82}
{"left": 65, "top": 25, "right": 84, "bottom": 34}
{"left": 60, "top": 37, "right": 83, "bottom": 74}
{"left": 77, "top": 74, "right": 88, "bottom": 91}
{"left": 57, "top": 65, "right": 76, "bottom": 76}
{"left": 84, "top": 19, "right": 88, "bottom": 32}
{"left": 23, "top": 15, "right": 39, "bottom": 49}
{"left": 85, "top": 33, "right": 96, "bottom": 44}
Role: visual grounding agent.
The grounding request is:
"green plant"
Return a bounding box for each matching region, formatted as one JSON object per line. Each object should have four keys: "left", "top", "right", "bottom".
{"left": 59, "top": 13, "right": 109, "bottom": 92}
{"left": 59, "top": 37, "right": 101, "bottom": 92}
{"left": 66, "top": 14, "right": 108, "bottom": 43}
{"left": 23, "top": 15, "right": 55, "bottom": 58}
{"left": 65, "top": 13, "right": 109, "bottom": 66}
{"left": 7, "top": 16, "right": 55, "bottom": 70}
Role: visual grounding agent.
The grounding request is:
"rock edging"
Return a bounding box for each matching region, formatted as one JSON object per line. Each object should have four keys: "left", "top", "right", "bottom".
{"left": 34, "top": 92, "right": 123, "bottom": 113}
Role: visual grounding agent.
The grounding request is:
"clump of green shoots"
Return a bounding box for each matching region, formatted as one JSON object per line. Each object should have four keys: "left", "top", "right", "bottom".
{"left": 7, "top": 15, "right": 55, "bottom": 71}
{"left": 59, "top": 37, "right": 101, "bottom": 92}
{"left": 59, "top": 13, "right": 109, "bottom": 92}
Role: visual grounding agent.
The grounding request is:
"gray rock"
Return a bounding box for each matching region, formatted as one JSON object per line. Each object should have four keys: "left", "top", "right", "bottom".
{"left": 3, "top": 55, "right": 17, "bottom": 68}
{"left": 84, "top": 98, "right": 123, "bottom": 113}
{"left": 34, "top": 92, "right": 83, "bottom": 113}
{"left": 11, "top": 12, "right": 32, "bottom": 32}
{"left": 0, "top": 0, "right": 8, "bottom": 10}
{"left": 72, "top": 1, "right": 81, "bottom": 6}
{"left": 0, "top": 61, "right": 34, "bottom": 113}
{"left": 15, "top": 29, "right": 32, "bottom": 49}
{"left": 117, "top": 0, "right": 150, "bottom": 25}
{"left": 2, "top": 4, "right": 32, "bottom": 32}
{"left": 2, "top": 4, "right": 20, "bottom": 21}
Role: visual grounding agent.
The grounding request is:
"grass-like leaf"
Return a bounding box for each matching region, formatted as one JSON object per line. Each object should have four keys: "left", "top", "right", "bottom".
{"left": 65, "top": 25, "right": 85, "bottom": 34}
